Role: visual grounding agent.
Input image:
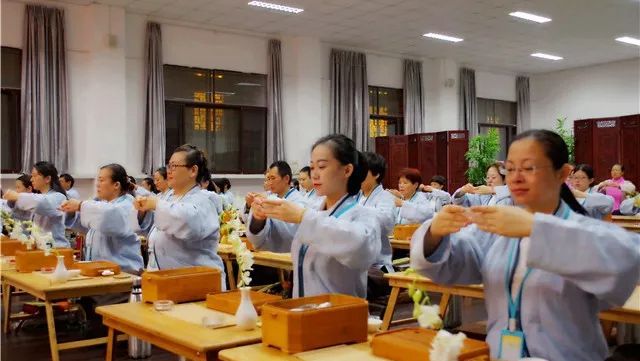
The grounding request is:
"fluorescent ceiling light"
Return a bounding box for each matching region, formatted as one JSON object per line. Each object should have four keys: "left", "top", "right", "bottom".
{"left": 531, "top": 52, "right": 563, "bottom": 61}
{"left": 423, "top": 32, "right": 463, "bottom": 43}
{"left": 616, "top": 36, "right": 640, "bottom": 46}
{"left": 248, "top": 1, "right": 303, "bottom": 14}
{"left": 236, "top": 82, "right": 263, "bottom": 87}
{"left": 509, "top": 11, "right": 551, "bottom": 23}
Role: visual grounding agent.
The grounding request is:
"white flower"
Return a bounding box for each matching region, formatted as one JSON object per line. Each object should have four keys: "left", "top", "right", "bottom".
{"left": 227, "top": 229, "right": 253, "bottom": 288}
{"left": 430, "top": 330, "right": 467, "bottom": 361}
{"left": 417, "top": 305, "right": 443, "bottom": 330}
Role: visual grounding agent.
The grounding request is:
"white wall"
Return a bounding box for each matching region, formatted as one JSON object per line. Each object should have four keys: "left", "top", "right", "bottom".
{"left": 476, "top": 71, "right": 516, "bottom": 102}
{"left": 531, "top": 58, "right": 640, "bottom": 130}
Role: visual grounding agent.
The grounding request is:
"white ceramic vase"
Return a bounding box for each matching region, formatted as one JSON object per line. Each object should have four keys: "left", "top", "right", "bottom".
{"left": 235, "top": 287, "right": 258, "bottom": 330}
{"left": 50, "top": 255, "right": 69, "bottom": 284}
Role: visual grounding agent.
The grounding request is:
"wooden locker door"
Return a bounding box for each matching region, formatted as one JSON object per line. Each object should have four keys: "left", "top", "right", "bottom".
{"left": 375, "top": 136, "right": 391, "bottom": 188}
{"left": 447, "top": 131, "right": 469, "bottom": 192}
{"left": 408, "top": 134, "right": 420, "bottom": 170}
{"left": 592, "top": 118, "right": 620, "bottom": 182}
{"left": 435, "top": 132, "right": 449, "bottom": 184}
{"left": 573, "top": 119, "right": 593, "bottom": 167}
{"left": 418, "top": 133, "right": 438, "bottom": 183}
{"left": 389, "top": 135, "right": 409, "bottom": 189}
{"left": 620, "top": 114, "right": 640, "bottom": 187}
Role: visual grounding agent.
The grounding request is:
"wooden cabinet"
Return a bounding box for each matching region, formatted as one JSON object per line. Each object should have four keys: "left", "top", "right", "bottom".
{"left": 435, "top": 131, "right": 469, "bottom": 192}
{"left": 375, "top": 135, "right": 408, "bottom": 189}
{"left": 574, "top": 115, "right": 639, "bottom": 187}
{"left": 408, "top": 133, "right": 437, "bottom": 184}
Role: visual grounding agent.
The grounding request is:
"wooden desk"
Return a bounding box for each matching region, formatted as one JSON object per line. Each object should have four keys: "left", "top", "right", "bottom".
{"left": 381, "top": 273, "right": 483, "bottom": 331}
{"left": 97, "top": 302, "right": 262, "bottom": 361}
{"left": 253, "top": 251, "right": 293, "bottom": 271}
{"left": 1, "top": 270, "right": 133, "bottom": 361}
{"left": 390, "top": 239, "right": 410, "bottom": 251}
{"left": 218, "top": 342, "right": 384, "bottom": 361}
{"left": 218, "top": 244, "right": 237, "bottom": 290}
{"left": 612, "top": 215, "right": 640, "bottom": 233}
{"left": 381, "top": 273, "right": 640, "bottom": 331}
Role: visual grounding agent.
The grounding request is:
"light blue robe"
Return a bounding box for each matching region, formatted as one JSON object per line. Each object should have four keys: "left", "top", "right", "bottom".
{"left": 66, "top": 188, "right": 80, "bottom": 200}
{"left": 410, "top": 201, "right": 640, "bottom": 361}
{"left": 422, "top": 189, "right": 452, "bottom": 210}
{"left": 137, "top": 189, "right": 173, "bottom": 237}
{"left": 578, "top": 187, "right": 614, "bottom": 219}
{"left": 246, "top": 188, "right": 308, "bottom": 253}
{"left": 147, "top": 186, "right": 226, "bottom": 289}
{"left": 452, "top": 185, "right": 512, "bottom": 207}
{"left": 358, "top": 184, "right": 395, "bottom": 269}
{"left": 65, "top": 194, "right": 143, "bottom": 274}
{"left": 221, "top": 191, "right": 235, "bottom": 209}
{"left": 620, "top": 196, "right": 640, "bottom": 216}
{"left": 249, "top": 193, "right": 381, "bottom": 298}
{"left": 396, "top": 192, "right": 435, "bottom": 224}
{"left": 1, "top": 199, "right": 32, "bottom": 222}
{"left": 201, "top": 189, "right": 224, "bottom": 215}
{"left": 12, "top": 191, "right": 69, "bottom": 248}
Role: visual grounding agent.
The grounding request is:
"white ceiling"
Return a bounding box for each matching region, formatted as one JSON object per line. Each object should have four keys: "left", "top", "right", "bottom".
{"left": 71, "top": 0, "right": 639, "bottom": 74}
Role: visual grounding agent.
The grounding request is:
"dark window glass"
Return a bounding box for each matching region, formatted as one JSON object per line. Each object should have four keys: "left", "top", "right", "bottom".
{"left": 213, "top": 70, "right": 266, "bottom": 107}
{"left": 369, "top": 86, "right": 404, "bottom": 137}
{"left": 1, "top": 47, "right": 21, "bottom": 172}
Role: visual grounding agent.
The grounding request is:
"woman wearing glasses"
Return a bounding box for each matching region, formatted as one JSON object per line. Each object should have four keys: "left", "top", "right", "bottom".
{"left": 135, "top": 144, "right": 225, "bottom": 288}
{"left": 569, "top": 164, "right": 614, "bottom": 219}
{"left": 452, "top": 162, "right": 512, "bottom": 207}
{"left": 410, "top": 129, "right": 639, "bottom": 361}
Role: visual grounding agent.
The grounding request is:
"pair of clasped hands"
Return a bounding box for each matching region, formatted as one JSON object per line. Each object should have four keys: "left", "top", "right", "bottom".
{"left": 429, "top": 204, "right": 535, "bottom": 240}
{"left": 53, "top": 197, "right": 159, "bottom": 214}
{"left": 245, "top": 192, "right": 305, "bottom": 224}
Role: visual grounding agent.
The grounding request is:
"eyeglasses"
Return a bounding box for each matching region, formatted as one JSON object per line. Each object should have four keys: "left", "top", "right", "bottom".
{"left": 505, "top": 165, "right": 553, "bottom": 177}
{"left": 167, "top": 163, "right": 189, "bottom": 171}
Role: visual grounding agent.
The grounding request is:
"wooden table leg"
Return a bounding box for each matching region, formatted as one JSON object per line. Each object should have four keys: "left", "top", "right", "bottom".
{"left": 438, "top": 293, "right": 451, "bottom": 319}
{"left": 2, "top": 283, "right": 13, "bottom": 334}
{"left": 106, "top": 327, "right": 116, "bottom": 361}
{"left": 44, "top": 301, "right": 60, "bottom": 361}
{"left": 225, "top": 258, "right": 236, "bottom": 290}
{"left": 382, "top": 286, "right": 401, "bottom": 331}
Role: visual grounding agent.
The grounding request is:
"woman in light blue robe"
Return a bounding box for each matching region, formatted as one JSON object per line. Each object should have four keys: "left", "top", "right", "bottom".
{"left": 135, "top": 145, "right": 225, "bottom": 289}
{"left": 619, "top": 196, "right": 640, "bottom": 215}
{"left": 61, "top": 164, "right": 143, "bottom": 274}
{"left": 410, "top": 129, "right": 639, "bottom": 361}
{"left": 453, "top": 162, "right": 512, "bottom": 207}
{"left": 1, "top": 174, "right": 35, "bottom": 222}
{"left": 570, "top": 164, "right": 614, "bottom": 219}
{"left": 390, "top": 168, "right": 437, "bottom": 224}
{"left": 3, "top": 162, "right": 69, "bottom": 248}
{"left": 359, "top": 152, "right": 396, "bottom": 272}
{"left": 248, "top": 134, "right": 380, "bottom": 298}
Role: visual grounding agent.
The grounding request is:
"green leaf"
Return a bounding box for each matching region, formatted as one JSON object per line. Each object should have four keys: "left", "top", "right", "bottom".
{"left": 465, "top": 129, "right": 502, "bottom": 185}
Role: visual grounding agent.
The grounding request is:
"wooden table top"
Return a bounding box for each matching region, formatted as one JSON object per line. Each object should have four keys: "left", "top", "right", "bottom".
{"left": 218, "top": 342, "right": 383, "bottom": 361}
{"left": 384, "top": 273, "right": 640, "bottom": 323}
{"left": 252, "top": 251, "right": 293, "bottom": 271}
{"left": 96, "top": 302, "right": 261, "bottom": 355}
{"left": 1, "top": 269, "right": 133, "bottom": 300}
{"left": 389, "top": 239, "right": 410, "bottom": 250}
{"left": 1, "top": 257, "right": 15, "bottom": 271}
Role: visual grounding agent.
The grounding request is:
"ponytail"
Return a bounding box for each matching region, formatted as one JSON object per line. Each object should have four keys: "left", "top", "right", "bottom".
{"left": 101, "top": 164, "right": 135, "bottom": 197}
{"left": 560, "top": 183, "right": 587, "bottom": 215}
{"left": 33, "top": 161, "right": 67, "bottom": 198}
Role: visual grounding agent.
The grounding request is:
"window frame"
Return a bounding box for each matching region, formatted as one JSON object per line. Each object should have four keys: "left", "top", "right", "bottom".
{"left": 368, "top": 85, "right": 404, "bottom": 137}
{"left": 1, "top": 46, "right": 22, "bottom": 173}
{"left": 163, "top": 64, "right": 268, "bottom": 174}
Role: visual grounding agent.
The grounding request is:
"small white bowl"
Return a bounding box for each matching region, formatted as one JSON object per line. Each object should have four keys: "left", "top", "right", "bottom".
{"left": 153, "top": 300, "right": 174, "bottom": 311}
{"left": 368, "top": 317, "right": 383, "bottom": 333}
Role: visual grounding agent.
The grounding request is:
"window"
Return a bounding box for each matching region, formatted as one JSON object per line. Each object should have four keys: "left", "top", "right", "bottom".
{"left": 1, "top": 47, "right": 22, "bottom": 173}
{"left": 369, "top": 86, "right": 403, "bottom": 138}
{"left": 164, "top": 66, "right": 267, "bottom": 174}
{"left": 477, "top": 98, "right": 517, "bottom": 160}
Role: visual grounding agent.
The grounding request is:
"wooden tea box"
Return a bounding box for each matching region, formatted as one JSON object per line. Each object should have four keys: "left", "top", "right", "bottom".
{"left": 393, "top": 224, "right": 420, "bottom": 240}
{"left": 206, "top": 290, "right": 281, "bottom": 315}
{"left": 371, "top": 328, "right": 490, "bottom": 361}
{"left": 1, "top": 238, "right": 28, "bottom": 256}
{"left": 261, "top": 294, "right": 368, "bottom": 354}
{"left": 15, "top": 249, "right": 75, "bottom": 273}
{"left": 75, "top": 260, "right": 121, "bottom": 277}
{"left": 141, "top": 266, "right": 222, "bottom": 303}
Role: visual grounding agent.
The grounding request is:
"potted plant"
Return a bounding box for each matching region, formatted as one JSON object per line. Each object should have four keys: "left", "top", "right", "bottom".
{"left": 554, "top": 117, "right": 575, "bottom": 164}
{"left": 465, "top": 129, "right": 501, "bottom": 186}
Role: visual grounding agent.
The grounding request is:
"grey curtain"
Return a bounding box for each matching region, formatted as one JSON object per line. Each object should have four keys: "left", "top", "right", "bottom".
{"left": 459, "top": 68, "right": 478, "bottom": 137}
{"left": 403, "top": 59, "right": 424, "bottom": 134}
{"left": 267, "top": 39, "right": 285, "bottom": 165}
{"left": 516, "top": 76, "right": 531, "bottom": 131}
{"left": 21, "top": 5, "right": 70, "bottom": 172}
{"left": 330, "top": 49, "right": 370, "bottom": 151}
{"left": 142, "top": 22, "right": 166, "bottom": 174}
